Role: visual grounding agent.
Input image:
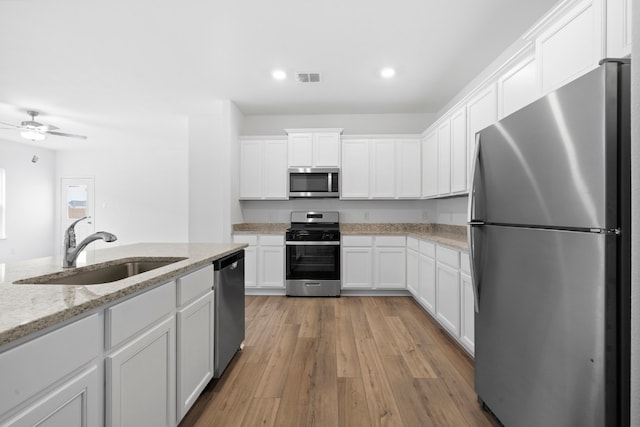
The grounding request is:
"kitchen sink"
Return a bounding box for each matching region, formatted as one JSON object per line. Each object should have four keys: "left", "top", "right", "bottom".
{"left": 15, "top": 257, "right": 187, "bottom": 285}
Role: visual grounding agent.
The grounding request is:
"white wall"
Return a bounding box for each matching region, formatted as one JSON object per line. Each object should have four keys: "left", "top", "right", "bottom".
{"left": 0, "top": 139, "right": 56, "bottom": 262}
{"left": 188, "top": 100, "right": 244, "bottom": 243}
{"left": 630, "top": 2, "right": 639, "bottom": 422}
{"left": 239, "top": 196, "right": 467, "bottom": 225}
{"left": 56, "top": 147, "right": 189, "bottom": 250}
{"left": 241, "top": 113, "right": 435, "bottom": 136}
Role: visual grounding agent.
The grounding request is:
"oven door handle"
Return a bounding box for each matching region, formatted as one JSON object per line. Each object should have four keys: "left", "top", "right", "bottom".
{"left": 285, "top": 241, "right": 341, "bottom": 246}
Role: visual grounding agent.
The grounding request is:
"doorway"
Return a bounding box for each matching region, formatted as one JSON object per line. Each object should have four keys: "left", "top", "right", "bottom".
{"left": 60, "top": 177, "right": 95, "bottom": 261}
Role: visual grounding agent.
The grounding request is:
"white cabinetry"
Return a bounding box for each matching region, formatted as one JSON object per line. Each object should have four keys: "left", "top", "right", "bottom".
{"left": 418, "top": 240, "right": 436, "bottom": 314}
{"left": 466, "top": 84, "right": 498, "bottom": 187}
{"left": 239, "top": 138, "right": 288, "bottom": 200}
{"left": 0, "top": 314, "right": 100, "bottom": 426}
{"left": 340, "top": 139, "right": 370, "bottom": 198}
{"left": 498, "top": 54, "right": 538, "bottom": 119}
{"left": 437, "top": 121, "right": 451, "bottom": 195}
{"left": 234, "top": 234, "right": 284, "bottom": 289}
{"left": 459, "top": 253, "right": 475, "bottom": 355}
{"left": 105, "top": 281, "right": 176, "bottom": 427}
{"left": 371, "top": 139, "right": 396, "bottom": 198}
{"left": 373, "top": 236, "right": 406, "bottom": 289}
{"left": 450, "top": 107, "right": 467, "bottom": 194}
{"left": 176, "top": 266, "right": 214, "bottom": 420}
{"left": 421, "top": 131, "right": 438, "bottom": 198}
{"left": 341, "top": 236, "right": 374, "bottom": 289}
{"left": 536, "top": 0, "right": 603, "bottom": 94}
{"left": 286, "top": 129, "right": 342, "bottom": 167}
{"left": 436, "top": 246, "right": 461, "bottom": 337}
{"left": 606, "top": 0, "right": 632, "bottom": 58}
{"left": 406, "top": 237, "right": 419, "bottom": 297}
{"left": 396, "top": 139, "right": 421, "bottom": 198}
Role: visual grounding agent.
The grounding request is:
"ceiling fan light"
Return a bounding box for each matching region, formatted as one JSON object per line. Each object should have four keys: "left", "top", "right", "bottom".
{"left": 20, "top": 130, "right": 46, "bottom": 141}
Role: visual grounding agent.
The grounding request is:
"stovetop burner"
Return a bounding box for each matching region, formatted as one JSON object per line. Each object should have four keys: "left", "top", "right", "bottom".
{"left": 286, "top": 211, "right": 340, "bottom": 241}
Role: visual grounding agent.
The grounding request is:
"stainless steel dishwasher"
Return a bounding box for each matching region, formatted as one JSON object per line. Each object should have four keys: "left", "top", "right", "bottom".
{"left": 213, "top": 250, "right": 245, "bottom": 378}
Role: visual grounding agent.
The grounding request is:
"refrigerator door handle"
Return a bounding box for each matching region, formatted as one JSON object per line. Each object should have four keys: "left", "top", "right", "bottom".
{"left": 467, "top": 134, "right": 482, "bottom": 313}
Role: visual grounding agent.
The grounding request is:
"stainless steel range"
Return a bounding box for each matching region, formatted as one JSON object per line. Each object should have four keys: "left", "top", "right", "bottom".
{"left": 285, "top": 211, "right": 341, "bottom": 297}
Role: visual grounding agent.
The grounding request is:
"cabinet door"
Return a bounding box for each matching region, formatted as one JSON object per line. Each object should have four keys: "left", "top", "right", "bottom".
{"left": 374, "top": 247, "right": 406, "bottom": 289}
{"left": 243, "top": 246, "right": 258, "bottom": 288}
{"left": 341, "top": 247, "right": 373, "bottom": 289}
{"left": 258, "top": 245, "right": 284, "bottom": 288}
{"left": 406, "top": 248, "right": 419, "bottom": 297}
{"left": 239, "top": 140, "right": 263, "bottom": 199}
{"left": 437, "top": 121, "right": 451, "bottom": 195}
{"left": 396, "top": 138, "right": 421, "bottom": 198}
{"left": 536, "top": 0, "right": 603, "bottom": 94}
{"left": 2, "top": 366, "right": 98, "bottom": 427}
{"left": 106, "top": 316, "right": 176, "bottom": 427}
{"left": 421, "top": 131, "right": 438, "bottom": 198}
{"left": 467, "top": 84, "right": 497, "bottom": 189}
{"left": 460, "top": 273, "right": 475, "bottom": 355}
{"left": 418, "top": 254, "right": 436, "bottom": 314}
{"left": 263, "top": 140, "right": 288, "bottom": 199}
{"left": 606, "top": 0, "right": 632, "bottom": 58}
{"left": 313, "top": 133, "right": 341, "bottom": 167}
{"left": 177, "top": 291, "right": 214, "bottom": 421}
{"left": 436, "top": 262, "right": 460, "bottom": 336}
{"left": 498, "top": 54, "right": 538, "bottom": 119}
{"left": 371, "top": 139, "right": 396, "bottom": 199}
{"left": 288, "top": 133, "right": 313, "bottom": 167}
{"left": 341, "top": 139, "right": 371, "bottom": 199}
{"left": 450, "top": 107, "right": 467, "bottom": 193}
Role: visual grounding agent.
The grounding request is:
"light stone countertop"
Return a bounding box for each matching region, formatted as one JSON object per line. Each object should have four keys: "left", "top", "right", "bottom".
{"left": 0, "top": 242, "right": 247, "bottom": 348}
{"left": 232, "top": 223, "right": 468, "bottom": 252}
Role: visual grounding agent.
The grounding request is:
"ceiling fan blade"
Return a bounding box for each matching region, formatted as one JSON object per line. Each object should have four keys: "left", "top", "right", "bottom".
{"left": 46, "top": 131, "right": 87, "bottom": 140}
{"left": 0, "top": 121, "right": 19, "bottom": 128}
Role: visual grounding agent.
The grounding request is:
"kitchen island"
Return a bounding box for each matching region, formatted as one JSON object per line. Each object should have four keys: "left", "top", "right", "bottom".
{"left": 0, "top": 242, "right": 247, "bottom": 427}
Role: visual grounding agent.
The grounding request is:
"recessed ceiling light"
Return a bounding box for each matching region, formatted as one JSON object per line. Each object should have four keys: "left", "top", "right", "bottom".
{"left": 381, "top": 67, "right": 396, "bottom": 79}
{"left": 272, "top": 70, "right": 287, "bottom": 80}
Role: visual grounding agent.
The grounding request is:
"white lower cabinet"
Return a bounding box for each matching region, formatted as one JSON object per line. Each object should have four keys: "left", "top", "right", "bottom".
{"left": 460, "top": 273, "right": 475, "bottom": 354}
{"left": 176, "top": 291, "right": 214, "bottom": 420}
{"left": 418, "top": 241, "right": 436, "bottom": 314}
{"left": 436, "top": 262, "right": 460, "bottom": 337}
{"left": 106, "top": 316, "right": 176, "bottom": 427}
{"left": 406, "top": 237, "right": 419, "bottom": 296}
{"left": 233, "top": 234, "right": 284, "bottom": 289}
{"left": 342, "top": 235, "right": 405, "bottom": 290}
{"left": 342, "top": 246, "right": 373, "bottom": 289}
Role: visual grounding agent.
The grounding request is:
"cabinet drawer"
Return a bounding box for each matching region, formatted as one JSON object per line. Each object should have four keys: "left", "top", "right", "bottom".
{"left": 259, "top": 235, "right": 284, "bottom": 246}
{"left": 460, "top": 252, "right": 470, "bottom": 274}
{"left": 177, "top": 265, "right": 214, "bottom": 306}
{"left": 419, "top": 240, "right": 436, "bottom": 258}
{"left": 374, "top": 235, "right": 406, "bottom": 247}
{"left": 342, "top": 235, "right": 373, "bottom": 247}
{"left": 0, "top": 314, "right": 100, "bottom": 415}
{"left": 436, "top": 245, "right": 459, "bottom": 268}
{"left": 107, "top": 281, "right": 176, "bottom": 349}
{"left": 233, "top": 235, "right": 258, "bottom": 246}
{"left": 406, "top": 236, "right": 419, "bottom": 251}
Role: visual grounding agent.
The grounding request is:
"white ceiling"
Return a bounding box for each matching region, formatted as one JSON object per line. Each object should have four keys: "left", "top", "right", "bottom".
{"left": 0, "top": 0, "right": 558, "bottom": 149}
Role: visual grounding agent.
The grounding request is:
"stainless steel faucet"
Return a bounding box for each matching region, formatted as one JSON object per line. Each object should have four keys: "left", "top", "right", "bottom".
{"left": 63, "top": 216, "right": 117, "bottom": 268}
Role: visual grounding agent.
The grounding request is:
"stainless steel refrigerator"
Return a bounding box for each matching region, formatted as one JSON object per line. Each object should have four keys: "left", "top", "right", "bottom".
{"left": 468, "top": 59, "right": 630, "bottom": 427}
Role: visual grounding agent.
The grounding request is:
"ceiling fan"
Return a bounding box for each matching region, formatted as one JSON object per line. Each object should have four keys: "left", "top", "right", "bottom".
{"left": 0, "top": 110, "right": 87, "bottom": 141}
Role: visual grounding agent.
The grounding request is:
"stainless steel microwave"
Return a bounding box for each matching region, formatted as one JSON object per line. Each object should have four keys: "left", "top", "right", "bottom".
{"left": 288, "top": 167, "right": 339, "bottom": 198}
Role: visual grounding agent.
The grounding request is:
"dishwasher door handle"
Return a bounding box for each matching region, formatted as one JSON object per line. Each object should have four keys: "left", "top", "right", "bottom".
{"left": 229, "top": 261, "right": 238, "bottom": 270}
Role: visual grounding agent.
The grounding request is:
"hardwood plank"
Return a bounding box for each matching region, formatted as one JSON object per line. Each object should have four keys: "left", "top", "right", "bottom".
{"left": 337, "top": 377, "right": 374, "bottom": 427}
{"left": 253, "top": 323, "right": 300, "bottom": 398}
{"left": 385, "top": 315, "right": 438, "bottom": 378}
{"left": 240, "top": 398, "right": 280, "bottom": 427}
{"left": 355, "top": 337, "right": 404, "bottom": 426}
{"left": 336, "top": 298, "right": 361, "bottom": 378}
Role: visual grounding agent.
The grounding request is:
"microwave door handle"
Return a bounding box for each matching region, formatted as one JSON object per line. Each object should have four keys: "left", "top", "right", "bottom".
{"left": 327, "top": 172, "right": 332, "bottom": 193}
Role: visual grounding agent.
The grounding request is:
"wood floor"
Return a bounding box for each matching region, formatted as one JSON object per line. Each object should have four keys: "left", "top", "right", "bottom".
{"left": 179, "top": 296, "right": 499, "bottom": 427}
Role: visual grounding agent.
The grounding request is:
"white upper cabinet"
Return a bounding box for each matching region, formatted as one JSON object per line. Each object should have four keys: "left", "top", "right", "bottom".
{"left": 450, "top": 107, "right": 467, "bottom": 194}
{"left": 286, "top": 129, "right": 342, "bottom": 167}
{"left": 421, "top": 131, "right": 438, "bottom": 198}
{"left": 371, "top": 139, "right": 396, "bottom": 198}
{"left": 437, "top": 120, "right": 451, "bottom": 196}
{"left": 239, "top": 139, "right": 288, "bottom": 200}
{"left": 606, "top": 0, "right": 632, "bottom": 58}
{"left": 536, "top": 0, "right": 604, "bottom": 94}
{"left": 466, "top": 83, "right": 497, "bottom": 188}
{"left": 395, "top": 138, "right": 421, "bottom": 198}
{"left": 498, "top": 54, "right": 538, "bottom": 119}
{"left": 341, "top": 139, "right": 371, "bottom": 199}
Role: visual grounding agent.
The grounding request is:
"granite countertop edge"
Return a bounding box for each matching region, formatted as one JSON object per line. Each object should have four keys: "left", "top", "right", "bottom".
{"left": 0, "top": 242, "right": 247, "bottom": 348}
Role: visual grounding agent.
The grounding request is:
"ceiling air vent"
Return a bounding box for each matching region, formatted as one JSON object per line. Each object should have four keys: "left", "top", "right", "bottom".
{"left": 296, "top": 73, "right": 321, "bottom": 83}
